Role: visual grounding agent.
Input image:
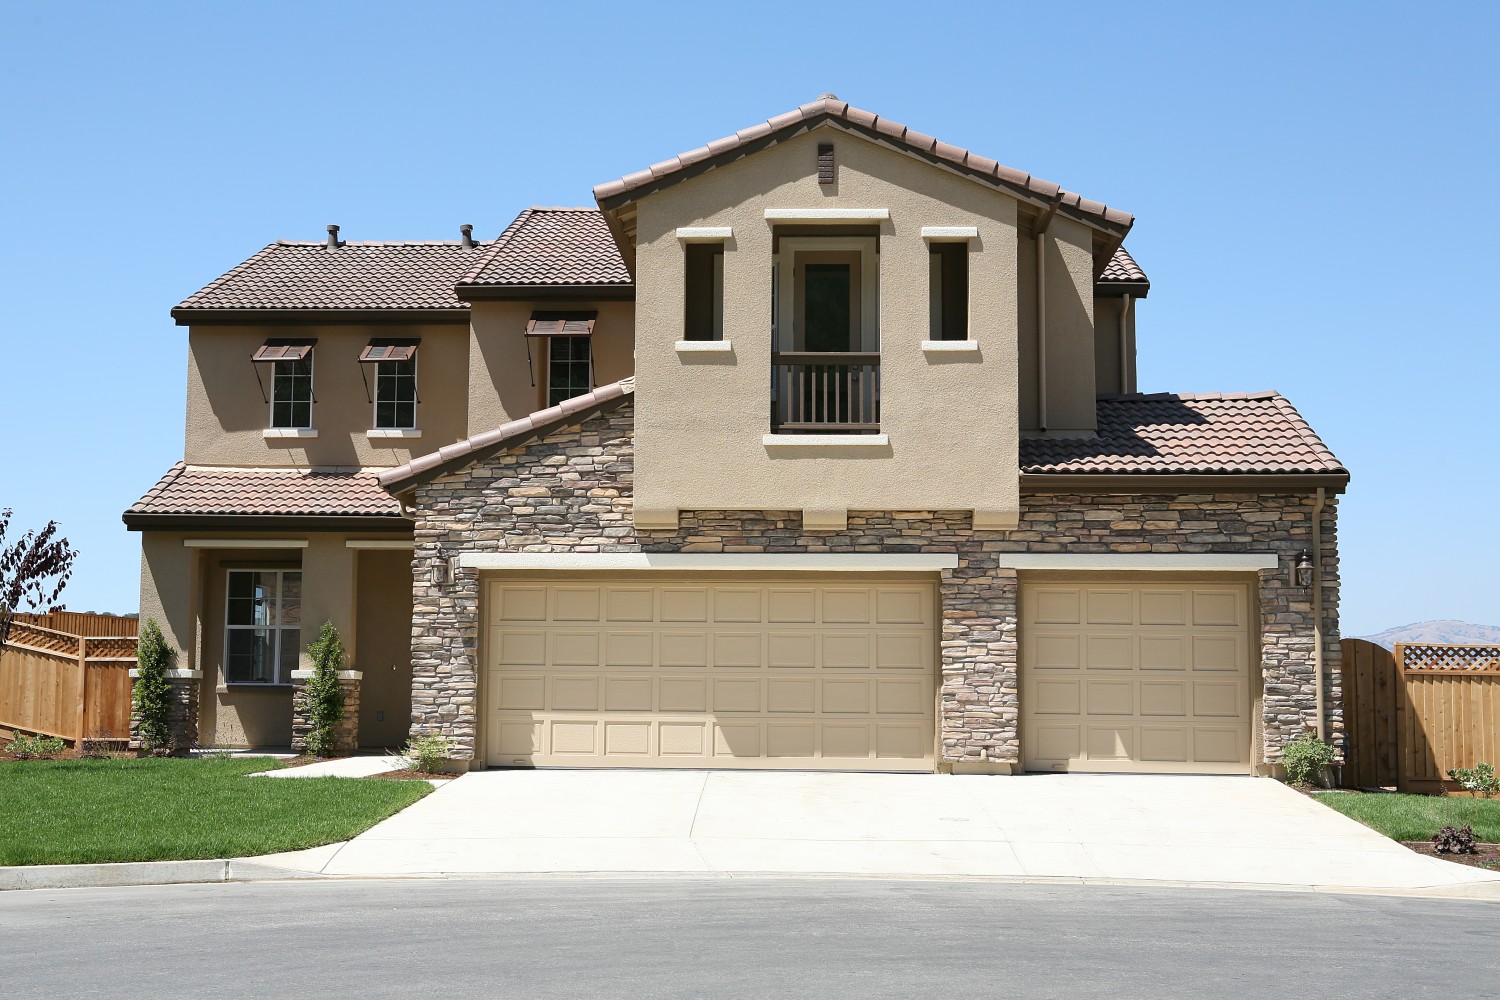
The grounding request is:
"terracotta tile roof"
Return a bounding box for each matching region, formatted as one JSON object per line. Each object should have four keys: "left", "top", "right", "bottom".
{"left": 380, "top": 378, "right": 636, "bottom": 493}
{"left": 1101, "top": 246, "right": 1148, "bottom": 285}
{"left": 459, "top": 208, "right": 633, "bottom": 288}
{"left": 173, "top": 240, "right": 487, "bottom": 316}
{"left": 594, "top": 96, "right": 1133, "bottom": 232}
{"left": 1021, "top": 393, "right": 1346, "bottom": 476}
{"left": 125, "top": 463, "right": 403, "bottom": 521}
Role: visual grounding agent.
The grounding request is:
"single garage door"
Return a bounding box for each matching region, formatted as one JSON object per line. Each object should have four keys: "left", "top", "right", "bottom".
{"left": 485, "top": 578, "right": 936, "bottom": 770}
{"left": 1021, "top": 580, "right": 1254, "bottom": 774}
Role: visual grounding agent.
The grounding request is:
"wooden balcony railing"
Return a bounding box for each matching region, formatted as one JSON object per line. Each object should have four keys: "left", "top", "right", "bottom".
{"left": 770, "top": 352, "right": 880, "bottom": 433}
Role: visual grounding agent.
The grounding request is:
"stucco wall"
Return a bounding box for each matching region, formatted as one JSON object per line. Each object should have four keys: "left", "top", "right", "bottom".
{"left": 406, "top": 402, "right": 1341, "bottom": 769}
{"left": 466, "top": 299, "right": 636, "bottom": 433}
{"left": 629, "top": 129, "right": 1036, "bottom": 527}
{"left": 185, "top": 322, "right": 470, "bottom": 468}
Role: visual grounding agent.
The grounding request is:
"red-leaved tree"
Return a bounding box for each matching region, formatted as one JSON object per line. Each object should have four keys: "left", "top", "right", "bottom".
{"left": 0, "top": 509, "right": 79, "bottom": 647}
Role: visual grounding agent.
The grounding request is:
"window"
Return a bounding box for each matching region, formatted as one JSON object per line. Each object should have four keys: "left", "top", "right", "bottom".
{"left": 375, "top": 358, "right": 417, "bottom": 429}
{"left": 271, "top": 355, "right": 314, "bottom": 428}
{"left": 548, "top": 336, "right": 592, "bottom": 406}
{"left": 683, "top": 243, "right": 724, "bottom": 341}
{"left": 929, "top": 242, "right": 969, "bottom": 341}
{"left": 224, "top": 570, "right": 301, "bottom": 685}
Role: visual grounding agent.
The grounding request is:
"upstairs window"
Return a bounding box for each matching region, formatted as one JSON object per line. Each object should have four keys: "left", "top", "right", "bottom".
{"left": 360, "top": 340, "right": 420, "bottom": 429}
{"left": 683, "top": 242, "right": 725, "bottom": 341}
{"left": 272, "top": 354, "right": 314, "bottom": 428}
{"left": 929, "top": 242, "right": 969, "bottom": 341}
{"left": 525, "top": 312, "right": 596, "bottom": 407}
{"left": 224, "top": 569, "right": 301, "bottom": 685}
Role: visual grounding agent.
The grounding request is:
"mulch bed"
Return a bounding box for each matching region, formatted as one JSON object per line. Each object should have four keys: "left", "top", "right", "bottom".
{"left": 366, "top": 769, "right": 456, "bottom": 781}
{"left": 1402, "top": 841, "right": 1500, "bottom": 870}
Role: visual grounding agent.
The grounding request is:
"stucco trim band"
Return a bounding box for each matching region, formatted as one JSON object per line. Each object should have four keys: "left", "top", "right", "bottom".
{"left": 996, "top": 553, "right": 1280, "bottom": 571}
{"left": 763, "top": 208, "right": 890, "bottom": 221}
{"left": 675, "top": 226, "right": 733, "bottom": 241}
{"left": 183, "top": 538, "right": 310, "bottom": 549}
{"left": 129, "top": 669, "right": 202, "bottom": 680}
{"left": 761, "top": 434, "right": 890, "bottom": 447}
{"left": 920, "top": 226, "right": 979, "bottom": 240}
{"left": 345, "top": 539, "right": 416, "bottom": 550}
{"left": 675, "top": 340, "right": 734, "bottom": 352}
{"left": 921, "top": 340, "right": 980, "bottom": 353}
{"left": 262, "top": 428, "right": 319, "bottom": 439}
{"left": 455, "top": 553, "right": 960, "bottom": 571}
{"left": 366, "top": 428, "right": 423, "bottom": 439}
{"left": 290, "top": 670, "right": 363, "bottom": 681}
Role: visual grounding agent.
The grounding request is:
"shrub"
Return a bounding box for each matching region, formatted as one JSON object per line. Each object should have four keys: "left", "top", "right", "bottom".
{"left": 1433, "top": 824, "right": 1478, "bottom": 855}
{"left": 300, "top": 621, "right": 346, "bottom": 758}
{"left": 6, "top": 734, "right": 67, "bottom": 759}
{"left": 1447, "top": 762, "right": 1500, "bottom": 799}
{"left": 131, "top": 618, "right": 176, "bottom": 753}
{"left": 1281, "top": 729, "right": 1336, "bottom": 786}
{"left": 405, "top": 734, "right": 451, "bottom": 774}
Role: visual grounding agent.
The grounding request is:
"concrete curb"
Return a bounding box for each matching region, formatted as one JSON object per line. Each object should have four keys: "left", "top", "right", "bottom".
{"left": 0, "top": 858, "right": 327, "bottom": 892}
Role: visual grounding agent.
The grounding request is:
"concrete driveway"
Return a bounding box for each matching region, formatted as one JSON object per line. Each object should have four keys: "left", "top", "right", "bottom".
{"left": 267, "top": 771, "right": 1500, "bottom": 892}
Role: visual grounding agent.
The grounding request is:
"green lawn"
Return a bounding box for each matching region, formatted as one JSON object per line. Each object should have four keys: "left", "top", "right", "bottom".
{"left": 0, "top": 757, "right": 430, "bottom": 866}
{"left": 1314, "top": 791, "right": 1500, "bottom": 843}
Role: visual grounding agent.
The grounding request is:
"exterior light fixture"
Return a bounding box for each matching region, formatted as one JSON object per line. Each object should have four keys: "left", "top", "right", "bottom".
{"left": 431, "top": 558, "right": 449, "bottom": 586}
{"left": 1294, "top": 550, "right": 1314, "bottom": 589}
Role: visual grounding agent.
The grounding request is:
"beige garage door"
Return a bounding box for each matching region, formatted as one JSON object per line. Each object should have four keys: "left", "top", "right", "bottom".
{"left": 1022, "top": 580, "right": 1254, "bottom": 774}
{"left": 485, "top": 578, "right": 936, "bottom": 770}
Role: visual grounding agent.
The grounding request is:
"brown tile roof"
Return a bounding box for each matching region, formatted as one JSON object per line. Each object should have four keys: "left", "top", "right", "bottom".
{"left": 459, "top": 208, "right": 633, "bottom": 289}
{"left": 124, "top": 462, "right": 404, "bottom": 523}
{"left": 172, "top": 240, "right": 487, "bottom": 317}
{"left": 1101, "top": 246, "right": 1148, "bottom": 285}
{"left": 594, "top": 96, "right": 1134, "bottom": 233}
{"left": 379, "top": 378, "right": 635, "bottom": 493}
{"left": 1020, "top": 393, "right": 1346, "bottom": 476}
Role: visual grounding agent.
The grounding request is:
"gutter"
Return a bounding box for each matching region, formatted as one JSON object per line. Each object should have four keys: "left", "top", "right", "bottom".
{"left": 121, "top": 514, "right": 412, "bottom": 533}
{"left": 1312, "top": 486, "right": 1327, "bottom": 742}
{"left": 1020, "top": 472, "right": 1350, "bottom": 494}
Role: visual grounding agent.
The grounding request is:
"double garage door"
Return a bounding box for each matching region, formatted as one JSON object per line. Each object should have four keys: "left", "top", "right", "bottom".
{"left": 1021, "top": 581, "right": 1254, "bottom": 774}
{"left": 485, "top": 578, "right": 936, "bottom": 770}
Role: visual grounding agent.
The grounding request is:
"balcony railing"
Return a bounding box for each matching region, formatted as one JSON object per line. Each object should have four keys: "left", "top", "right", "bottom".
{"left": 770, "top": 352, "right": 881, "bottom": 433}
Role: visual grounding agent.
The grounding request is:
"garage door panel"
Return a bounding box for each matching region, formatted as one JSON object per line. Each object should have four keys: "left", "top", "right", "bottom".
{"left": 1023, "top": 581, "right": 1251, "bottom": 775}
{"left": 489, "top": 580, "right": 935, "bottom": 770}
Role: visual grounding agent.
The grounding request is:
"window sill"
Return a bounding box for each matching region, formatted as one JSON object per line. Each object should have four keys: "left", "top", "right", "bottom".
{"left": 367, "top": 428, "right": 422, "bottom": 439}
{"left": 675, "top": 340, "right": 733, "bottom": 353}
{"left": 216, "top": 683, "right": 294, "bottom": 694}
{"left": 263, "top": 428, "right": 318, "bottom": 439}
{"left": 921, "top": 340, "right": 980, "bottom": 354}
{"left": 290, "top": 669, "right": 363, "bottom": 681}
{"left": 763, "top": 434, "right": 890, "bottom": 447}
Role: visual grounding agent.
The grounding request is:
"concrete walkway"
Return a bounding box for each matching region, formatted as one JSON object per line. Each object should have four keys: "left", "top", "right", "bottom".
{"left": 257, "top": 770, "right": 1500, "bottom": 892}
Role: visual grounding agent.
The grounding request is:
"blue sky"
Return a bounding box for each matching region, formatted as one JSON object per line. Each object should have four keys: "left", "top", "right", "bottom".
{"left": 1, "top": 1, "right": 1495, "bottom": 636}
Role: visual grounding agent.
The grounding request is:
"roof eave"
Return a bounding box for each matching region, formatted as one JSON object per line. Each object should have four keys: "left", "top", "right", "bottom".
{"left": 1095, "top": 280, "right": 1151, "bottom": 299}
{"left": 122, "top": 513, "right": 413, "bottom": 532}
{"left": 1020, "top": 471, "right": 1350, "bottom": 494}
{"left": 171, "top": 307, "right": 471, "bottom": 327}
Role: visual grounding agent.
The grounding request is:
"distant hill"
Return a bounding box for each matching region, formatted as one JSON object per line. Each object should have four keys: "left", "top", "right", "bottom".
{"left": 1361, "top": 620, "right": 1500, "bottom": 649}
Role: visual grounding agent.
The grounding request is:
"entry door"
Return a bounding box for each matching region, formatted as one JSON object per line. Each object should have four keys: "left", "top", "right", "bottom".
{"left": 797, "top": 253, "right": 860, "bottom": 352}
{"left": 1021, "top": 581, "right": 1254, "bottom": 774}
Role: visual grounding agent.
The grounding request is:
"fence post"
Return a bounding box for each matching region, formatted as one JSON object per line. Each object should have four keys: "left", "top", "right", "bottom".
{"left": 75, "top": 635, "right": 88, "bottom": 746}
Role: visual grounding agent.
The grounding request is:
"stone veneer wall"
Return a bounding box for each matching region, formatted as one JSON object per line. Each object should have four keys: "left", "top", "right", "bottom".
{"left": 409, "top": 401, "right": 1341, "bottom": 766}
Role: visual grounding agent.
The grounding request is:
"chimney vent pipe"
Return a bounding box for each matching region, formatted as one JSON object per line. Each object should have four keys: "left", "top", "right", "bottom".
{"left": 460, "top": 224, "right": 474, "bottom": 250}
{"left": 326, "top": 224, "right": 340, "bottom": 249}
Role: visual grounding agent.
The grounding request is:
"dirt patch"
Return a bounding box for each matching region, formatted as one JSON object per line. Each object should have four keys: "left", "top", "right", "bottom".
{"left": 366, "top": 768, "right": 457, "bottom": 781}
{"left": 1402, "top": 840, "right": 1500, "bottom": 871}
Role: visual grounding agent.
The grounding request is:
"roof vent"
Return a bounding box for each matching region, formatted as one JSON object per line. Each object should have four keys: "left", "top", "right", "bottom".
{"left": 460, "top": 223, "right": 475, "bottom": 250}
{"left": 325, "top": 224, "right": 340, "bottom": 249}
{"left": 819, "top": 92, "right": 838, "bottom": 101}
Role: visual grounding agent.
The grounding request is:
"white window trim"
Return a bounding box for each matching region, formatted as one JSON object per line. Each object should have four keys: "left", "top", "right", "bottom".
{"left": 774, "top": 236, "right": 880, "bottom": 353}
{"left": 921, "top": 340, "right": 980, "bottom": 354}
{"left": 545, "top": 336, "right": 593, "bottom": 408}
{"left": 676, "top": 226, "right": 733, "bottom": 241}
{"left": 762, "top": 434, "right": 890, "bottom": 447}
{"left": 269, "top": 352, "right": 314, "bottom": 430}
{"left": 765, "top": 208, "right": 889, "bottom": 221}
{"left": 372, "top": 355, "right": 419, "bottom": 431}
{"left": 367, "top": 428, "right": 422, "bottom": 439}
{"left": 223, "top": 568, "right": 303, "bottom": 686}
{"left": 675, "top": 340, "right": 733, "bottom": 353}
{"left": 920, "top": 226, "right": 979, "bottom": 241}
{"left": 264, "top": 428, "right": 319, "bottom": 439}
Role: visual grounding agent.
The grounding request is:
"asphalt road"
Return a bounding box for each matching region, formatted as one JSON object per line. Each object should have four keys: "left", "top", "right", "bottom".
{"left": 2, "top": 879, "right": 1497, "bottom": 998}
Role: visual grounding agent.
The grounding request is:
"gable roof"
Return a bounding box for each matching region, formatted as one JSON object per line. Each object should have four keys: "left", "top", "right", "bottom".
{"left": 1020, "top": 392, "right": 1345, "bottom": 477}
{"left": 123, "top": 462, "right": 405, "bottom": 528}
{"left": 457, "top": 208, "right": 634, "bottom": 297}
{"left": 378, "top": 378, "right": 636, "bottom": 494}
{"left": 171, "top": 240, "right": 489, "bottom": 323}
{"left": 594, "top": 95, "right": 1134, "bottom": 236}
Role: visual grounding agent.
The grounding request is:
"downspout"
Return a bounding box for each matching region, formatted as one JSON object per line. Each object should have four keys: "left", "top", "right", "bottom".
{"left": 1118, "top": 293, "right": 1133, "bottom": 393}
{"left": 1035, "top": 231, "right": 1047, "bottom": 430}
{"left": 1312, "top": 486, "right": 1327, "bottom": 742}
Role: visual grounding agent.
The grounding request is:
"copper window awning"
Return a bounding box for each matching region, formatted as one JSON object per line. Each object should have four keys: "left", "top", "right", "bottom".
{"left": 251, "top": 340, "right": 315, "bottom": 362}
{"left": 358, "top": 339, "right": 420, "bottom": 363}
{"left": 524, "top": 311, "right": 597, "bottom": 337}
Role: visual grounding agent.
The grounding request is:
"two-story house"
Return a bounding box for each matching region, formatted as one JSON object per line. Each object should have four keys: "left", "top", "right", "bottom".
{"left": 126, "top": 96, "right": 1347, "bottom": 774}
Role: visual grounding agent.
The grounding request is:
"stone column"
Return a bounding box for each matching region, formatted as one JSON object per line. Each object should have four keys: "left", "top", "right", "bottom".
{"left": 128, "top": 669, "right": 202, "bottom": 754}
{"left": 291, "top": 670, "right": 362, "bottom": 755}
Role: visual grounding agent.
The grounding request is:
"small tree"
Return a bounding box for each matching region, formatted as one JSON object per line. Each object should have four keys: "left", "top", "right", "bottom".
{"left": 0, "top": 509, "right": 79, "bottom": 647}
{"left": 302, "top": 620, "right": 346, "bottom": 757}
{"left": 132, "top": 618, "right": 176, "bottom": 753}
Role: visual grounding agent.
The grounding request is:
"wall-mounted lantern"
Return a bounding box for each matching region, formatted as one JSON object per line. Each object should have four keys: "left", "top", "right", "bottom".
{"left": 1294, "top": 550, "right": 1314, "bottom": 589}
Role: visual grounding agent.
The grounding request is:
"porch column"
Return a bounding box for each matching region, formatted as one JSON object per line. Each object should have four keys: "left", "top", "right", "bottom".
{"left": 292, "top": 535, "right": 361, "bottom": 752}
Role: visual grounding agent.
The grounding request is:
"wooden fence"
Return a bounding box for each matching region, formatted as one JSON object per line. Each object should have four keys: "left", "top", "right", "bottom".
{"left": 0, "top": 613, "right": 138, "bottom": 744}
{"left": 1340, "top": 637, "right": 1500, "bottom": 793}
